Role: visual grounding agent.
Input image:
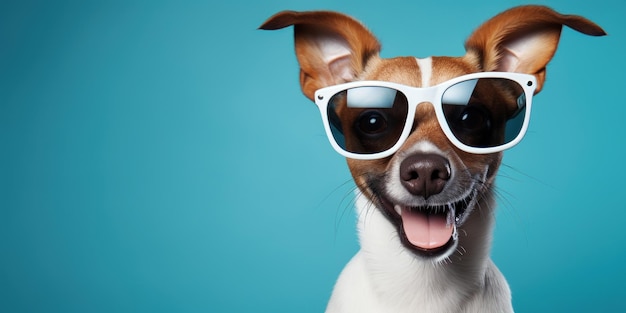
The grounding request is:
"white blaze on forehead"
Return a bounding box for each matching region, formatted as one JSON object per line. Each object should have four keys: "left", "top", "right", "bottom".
{"left": 415, "top": 57, "right": 432, "bottom": 87}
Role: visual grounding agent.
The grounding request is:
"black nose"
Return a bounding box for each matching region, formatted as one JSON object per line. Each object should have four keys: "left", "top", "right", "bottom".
{"left": 399, "top": 153, "right": 451, "bottom": 199}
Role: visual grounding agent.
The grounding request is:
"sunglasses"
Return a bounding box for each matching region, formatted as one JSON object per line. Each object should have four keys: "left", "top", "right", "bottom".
{"left": 314, "top": 72, "right": 537, "bottom": 160}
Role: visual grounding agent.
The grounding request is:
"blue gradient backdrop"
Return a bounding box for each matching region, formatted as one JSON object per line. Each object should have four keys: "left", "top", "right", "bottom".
{"left": 1, "top": 1, "right": 624, "bottom": 312}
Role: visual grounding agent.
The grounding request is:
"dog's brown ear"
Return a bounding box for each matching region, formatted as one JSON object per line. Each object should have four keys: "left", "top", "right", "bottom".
{"left": 260, "top": 11, "right": 381, "bottom": 101}
{"left": 465, "top": 5, "right": 606, "bottom": 93}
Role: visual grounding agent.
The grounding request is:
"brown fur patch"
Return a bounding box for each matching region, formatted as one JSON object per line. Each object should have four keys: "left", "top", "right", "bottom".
{"left": 344, "top": 55, "right": 507, "bottom": 199}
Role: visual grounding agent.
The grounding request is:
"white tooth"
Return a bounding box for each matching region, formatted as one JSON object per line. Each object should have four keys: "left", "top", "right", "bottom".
{"left": 446, "top": 204, "right": 456, "bottom": 227}
{"left": 452, "top": 224, "right": 458, "bottom": 241}
{"left": 394, "top": 204, "right": 402, "bottom": 215}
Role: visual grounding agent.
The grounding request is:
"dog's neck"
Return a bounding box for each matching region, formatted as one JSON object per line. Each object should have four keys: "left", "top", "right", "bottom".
{"left": 354, "top": 191, "right": 496, "bottom": 309}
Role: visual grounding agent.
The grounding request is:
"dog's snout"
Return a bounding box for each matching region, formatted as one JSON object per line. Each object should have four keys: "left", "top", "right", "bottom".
{"left": 399, "top": 153, "right": 451, "bottom": 199}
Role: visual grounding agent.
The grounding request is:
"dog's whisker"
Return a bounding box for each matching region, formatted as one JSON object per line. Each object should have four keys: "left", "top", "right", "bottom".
{"left": 314, "top": 179, "right": 356, "bottom": 211}
{"left": 499, "top": 163, "right": 556, "bottom": 190}
{"left": 458, "top": 245, "right": 467, "bottom": 256}
{"left": 333, "top": 184, "right": 366, "bottom": 239}
{"left": 360, "top": 191, "right": 380, "bottom": 225}
{"left": 490, "top": 185, "right": 518, "bottom": 213}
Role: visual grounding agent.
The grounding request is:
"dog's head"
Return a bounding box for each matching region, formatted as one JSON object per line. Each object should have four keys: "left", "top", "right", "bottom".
{"left": 260, "top": 6, "right": 605, "bottom": 260}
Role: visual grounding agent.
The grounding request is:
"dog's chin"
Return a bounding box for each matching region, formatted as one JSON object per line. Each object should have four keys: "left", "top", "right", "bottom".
{"left": 378, "top": 190, "right": 477, "bottom": 261}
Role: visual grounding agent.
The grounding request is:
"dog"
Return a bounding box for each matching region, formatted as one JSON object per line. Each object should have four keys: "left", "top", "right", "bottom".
{"left": 260, "top": 5, "right": 605, "bottom": 313}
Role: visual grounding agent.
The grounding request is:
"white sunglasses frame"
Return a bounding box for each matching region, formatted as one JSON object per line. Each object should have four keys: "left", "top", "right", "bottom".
{"left": 314, "top": 72, "right": 537, "bottom": 160}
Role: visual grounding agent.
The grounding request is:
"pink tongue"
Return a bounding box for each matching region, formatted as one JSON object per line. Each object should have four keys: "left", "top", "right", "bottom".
{"left": 401, "top": 208, "right": 453, "bottom": 250}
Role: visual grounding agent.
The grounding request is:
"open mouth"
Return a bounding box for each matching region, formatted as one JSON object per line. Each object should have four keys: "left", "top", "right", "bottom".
{"left": 380, "top": 191, "right": 476, "bottom": 257}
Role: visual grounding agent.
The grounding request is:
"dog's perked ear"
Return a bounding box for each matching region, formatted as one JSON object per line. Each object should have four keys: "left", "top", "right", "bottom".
{"left": 259, "top": 11, "right": 381, "bottom": 101}
{"left": 465, "top": 5, "right": 606, "bottom": 94}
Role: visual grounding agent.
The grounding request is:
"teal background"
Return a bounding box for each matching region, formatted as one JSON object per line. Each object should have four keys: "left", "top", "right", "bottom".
{"left": 1, "top": 0, "right": 624, "bottom": 312}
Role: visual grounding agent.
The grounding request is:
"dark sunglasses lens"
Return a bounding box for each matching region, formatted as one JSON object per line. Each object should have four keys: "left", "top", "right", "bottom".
{"left": 441, "top": 78, "right": 526, "bottom": 148}
{"left": 327, "top": 86, "right": 409, "bottom": 154}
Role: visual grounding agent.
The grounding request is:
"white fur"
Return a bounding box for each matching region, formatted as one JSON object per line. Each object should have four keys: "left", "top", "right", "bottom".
{"left": 416, "top": 57, "right": 433, "bottom": 87}
{"left": 325, "top": 193, "right": 514, "bottom": 313}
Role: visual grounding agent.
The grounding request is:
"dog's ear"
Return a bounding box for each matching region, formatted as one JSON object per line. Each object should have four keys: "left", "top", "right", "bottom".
{"left": 465, "top": 5, "right": 606, "bottom": 93}
{"left": 260, "top": 11, "right": 381, "bottom": 101}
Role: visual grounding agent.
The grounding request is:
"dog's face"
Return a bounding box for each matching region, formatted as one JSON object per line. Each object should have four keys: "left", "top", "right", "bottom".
{"left": 345, "top": 56, "right": 504, "bottom": 259}
{"left": 260, "top": 6, "right": 605, "bottom": 260}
